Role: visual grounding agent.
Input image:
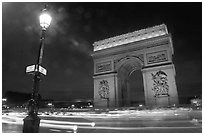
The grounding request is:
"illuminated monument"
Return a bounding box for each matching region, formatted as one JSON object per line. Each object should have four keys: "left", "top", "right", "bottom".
{"left": 92, "top": 24, "right": 179, "bottom": 107}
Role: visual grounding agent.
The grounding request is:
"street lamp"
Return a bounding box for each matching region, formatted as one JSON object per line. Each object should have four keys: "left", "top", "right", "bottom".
{"left": 39, "top": 9, "right": 52, "bottom": 30}
{"left": 2, "top": 98, "right": 7, "bottom": 102}
{"left": 23, "top": 6, "right": 52, "bottom": 133}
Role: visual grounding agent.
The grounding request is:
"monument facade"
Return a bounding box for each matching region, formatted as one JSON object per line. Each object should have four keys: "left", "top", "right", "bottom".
{"left": 92, "top": 24, "right": 179, "bottom": 107}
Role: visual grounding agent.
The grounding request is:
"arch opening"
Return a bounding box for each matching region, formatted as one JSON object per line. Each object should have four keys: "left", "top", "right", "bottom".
{"left": 128, "top": 70, "right": 145, "bottom": 106}
{"left": 117, "top": 58, "right": 144, "bottom": 107}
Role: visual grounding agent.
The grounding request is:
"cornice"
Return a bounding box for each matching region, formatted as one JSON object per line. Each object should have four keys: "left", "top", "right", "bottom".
{"left": 93, "top": 24, "right": 168, "bottom": 52}
{"left": 92, "top": 34, "right": 172, "bottom": 59}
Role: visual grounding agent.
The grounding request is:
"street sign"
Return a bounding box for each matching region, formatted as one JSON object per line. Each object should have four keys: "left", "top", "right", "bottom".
{"left": 39, "top": 65, "right": 47, "bottom": 76}
{"left": 26, "top": 65, "right": 35, "bottom": 73}
{"left": 26, "top": 65, "right": 47, "bottom": 76}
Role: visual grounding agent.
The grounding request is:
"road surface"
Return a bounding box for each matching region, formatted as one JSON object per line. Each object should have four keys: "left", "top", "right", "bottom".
{"left": 2, "top": 108, "right": 202, "bottom": 133}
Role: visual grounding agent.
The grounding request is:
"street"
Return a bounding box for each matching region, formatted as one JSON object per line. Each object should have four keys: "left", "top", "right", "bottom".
{"left": 2, "top": 108, "right": 202, "bottom": 133}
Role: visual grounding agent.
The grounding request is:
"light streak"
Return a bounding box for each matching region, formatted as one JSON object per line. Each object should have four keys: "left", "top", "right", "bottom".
{"left": 40, "top": 113, "right": 121, "bottom": 119}
{"left": 2, "top": 115, "right": 94, "bottom": 128}
{"left": 77, "top": 125, "right": 201, "bottom": 130}
{"left": 40, "top": 123, "right": 77, "bottom": 131}
{"left": 49, "top": 129, "right": 61, "bottom": 132}
{"left": 2, "top": 115, "right": 23, "bottom": 125}
{"left": 40, "top": 119, "right": 95, "bottom": 126}
{"left": 2, "top": 119, "right": 18, "bottom": 125}
{"left": 93, "top": 119, "right": 194, "bottom": 125}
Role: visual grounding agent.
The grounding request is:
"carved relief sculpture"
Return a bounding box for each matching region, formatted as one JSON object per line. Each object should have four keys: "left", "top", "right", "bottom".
{"left": 96, "top": 61, "right": 111, "bottom": 73}
{"left": 151, "top": 70, "right": 169, "bottom": 97}
{"left": 98, "top": 80, "right": 110, "bottom": 99}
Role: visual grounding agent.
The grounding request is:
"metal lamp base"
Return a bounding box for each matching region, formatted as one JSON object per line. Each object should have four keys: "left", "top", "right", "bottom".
{"left": 22, "top": 114, "right": 41, "bottom": 133}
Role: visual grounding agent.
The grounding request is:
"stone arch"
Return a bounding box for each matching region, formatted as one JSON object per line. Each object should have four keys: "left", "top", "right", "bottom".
{"left": 92, "top": 24, "right": 179, "bottom": 108}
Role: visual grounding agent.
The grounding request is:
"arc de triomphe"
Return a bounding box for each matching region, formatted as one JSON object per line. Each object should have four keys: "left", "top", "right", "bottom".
{"left": 92, "top": 24, "right": 179, "bottom": 107}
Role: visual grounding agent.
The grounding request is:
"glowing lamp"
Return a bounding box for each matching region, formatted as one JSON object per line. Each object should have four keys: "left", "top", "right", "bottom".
{"left": 39, "top": 9, "right": 52, "bottom": 30}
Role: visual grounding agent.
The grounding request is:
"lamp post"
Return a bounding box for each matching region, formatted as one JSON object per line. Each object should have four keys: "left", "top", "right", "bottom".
{"left": 23, "top": 6, "right": 52, "bottom": 133}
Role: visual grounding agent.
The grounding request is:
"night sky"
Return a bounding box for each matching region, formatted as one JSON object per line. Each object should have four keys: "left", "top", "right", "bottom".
{"left": 2, "top": 2, "right": 202, "bottom": 103}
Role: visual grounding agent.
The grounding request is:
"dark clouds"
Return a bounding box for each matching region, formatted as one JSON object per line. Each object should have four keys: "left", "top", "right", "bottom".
{"left": 2, "top": 2, "right": 202, "bottom": 102}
